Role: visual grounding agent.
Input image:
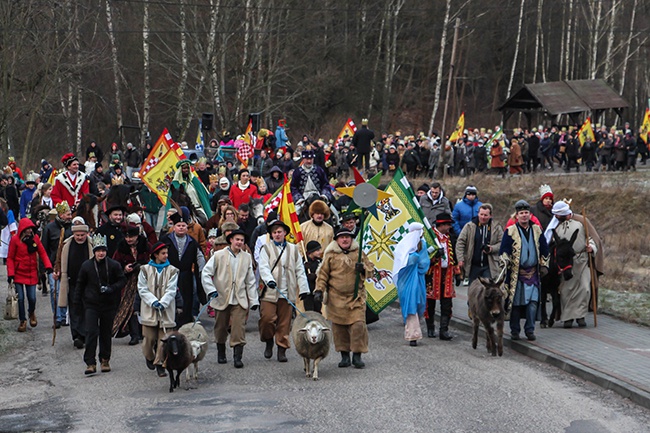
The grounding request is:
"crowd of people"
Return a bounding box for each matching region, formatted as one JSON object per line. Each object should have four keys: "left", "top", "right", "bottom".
{"left": 0, "top": 117, "right": 612, "bottom": 377}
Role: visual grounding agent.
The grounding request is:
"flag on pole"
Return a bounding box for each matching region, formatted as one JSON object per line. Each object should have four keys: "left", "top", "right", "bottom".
{"left": 578, "top": 117, "right": 596, "bottom": 147}
{"left": 484, "top": 126, "right": 504, "bottom": 148}
{"left": 195, "top": 119, "right": 204, "bottom": 151}
{"left": 277, "top": 174, "right": 303, "bottom": 244}
{"left": 139, "top": 128, "right": 186, "bottom": 205}
{"left": 47, "top": 169, "right": 58, "bottom": 185}
{"left": 640, "top": 108, "right": 650, "bottom": 145}
{"left": 336, "top": 118, "right": 357, "bottom": 145}
{"left": 448, "top": 112, "right": 465, "bottom": 142}
{"left": 263, "top": 185, "right": 283, "bottom": 218}
{"left": 361, "top": 168, "right": 439, "bottom": 314}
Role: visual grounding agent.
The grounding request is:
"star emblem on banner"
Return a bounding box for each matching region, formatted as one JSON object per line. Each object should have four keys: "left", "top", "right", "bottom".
{"left": 335, "top": 167, "right": 391, "bottom": 219}
{"left": 366, "top": 225, "right": 398, "bottom": 260}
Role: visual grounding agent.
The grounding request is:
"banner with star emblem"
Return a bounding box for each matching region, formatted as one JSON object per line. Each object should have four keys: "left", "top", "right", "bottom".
{"left": 361, "top": 168, "right": 438, "bottom": 314}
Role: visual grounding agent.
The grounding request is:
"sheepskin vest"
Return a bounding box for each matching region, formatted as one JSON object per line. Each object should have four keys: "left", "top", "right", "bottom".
{"left": 138, "top": 264, "right": 179, "bottom": 328}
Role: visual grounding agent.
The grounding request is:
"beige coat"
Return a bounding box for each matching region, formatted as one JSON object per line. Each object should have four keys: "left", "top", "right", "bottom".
{"left": 300, "top": 220, "right": 333, "bottom": 254}
{"left": 258, "top": 241, "right": 309, "bottom": 303}
{"left": 456, "top": 219, "right": 504, "bottom": 279}
{"left": 315, "top": 240, "right": 373, "bottom": 325}
{"left": 56, "top": 236, "right": 93, "bottom": 308}
{"left": 201, "top": 247, "right": 258, "bottom": 310}
{"left": 137, "top": 264, "right": 179, "bottom": 328}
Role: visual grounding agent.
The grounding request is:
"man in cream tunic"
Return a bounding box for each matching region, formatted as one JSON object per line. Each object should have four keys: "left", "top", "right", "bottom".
{"left": 202, "top": 229, "right": 258, "bottom": 368}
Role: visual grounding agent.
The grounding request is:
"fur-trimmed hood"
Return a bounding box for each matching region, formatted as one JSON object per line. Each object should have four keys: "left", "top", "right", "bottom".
{"left": 323, "top": 239, "right": 359, "bottom": 255}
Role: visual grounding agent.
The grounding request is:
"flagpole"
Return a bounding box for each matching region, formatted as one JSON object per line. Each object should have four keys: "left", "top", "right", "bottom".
{"left": 354, "top": 210, "right": 365, "bottom": 299}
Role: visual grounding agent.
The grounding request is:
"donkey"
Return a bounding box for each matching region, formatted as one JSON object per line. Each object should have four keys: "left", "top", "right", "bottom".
{"left": 541, "top": 228, "right": 579, "bottom": 327}
{"left": 469, "top": 276, "right": 505, "bottom": 357}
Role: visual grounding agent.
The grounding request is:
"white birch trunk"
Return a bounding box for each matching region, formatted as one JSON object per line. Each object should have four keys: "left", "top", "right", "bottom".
{"left": 564, "top": 0, "right": 574, "bottom": 80}
{"left": 507, "top": 0, "right": 526, "bottom": 97}
{"left": 619, "top": 0, "right": 637, "bottom": 92}
{"left": 532, "top": 0, "right": 542, "bottom": 83}
{"left": 175, "top": 0, "right": 188, "bottom": 136}
{"left": 368, "top": 6, "right": 387, "bottom": 120}
{"left": 589, "top": 0, "right": 603, "bottom": 79}
{"left": 427, "top": 0, "right": 451, "bottom": 135}
{"left": 142, "top": 0, "right": 150, "bottom": 147}
{"left": 235, "top": 0, "right": 253, "bottom": 123}
{"left": 603, "top": 0, "right": 618, "bottom": 81}
{"left": 76, "top": 84, "right": 83, "bottom": 154}
{"left": 105, "top": 0, "right": 123, "bottom": 132}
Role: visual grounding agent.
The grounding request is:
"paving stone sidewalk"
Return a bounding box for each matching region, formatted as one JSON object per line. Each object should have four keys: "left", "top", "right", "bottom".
{"left": 451, "top": 285, "right": 650, "bottom": 410}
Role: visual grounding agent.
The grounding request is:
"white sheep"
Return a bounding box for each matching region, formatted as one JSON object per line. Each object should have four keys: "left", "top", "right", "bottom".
{"left": 178, "top": 322, "right": 209, "bottom": 383}
{"left": 291, "top": 311, "right": 331, "bottom": 381}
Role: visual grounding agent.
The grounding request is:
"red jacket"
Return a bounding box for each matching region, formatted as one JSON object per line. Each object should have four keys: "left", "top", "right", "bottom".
{"left": 7, "top": 218, "right": 52, "bottom": 285}
{"left": 229, "top": 182, "right": 260, "bottom": 209}
{"left": 51, "top": 171, "right": 90, "bottom": 207}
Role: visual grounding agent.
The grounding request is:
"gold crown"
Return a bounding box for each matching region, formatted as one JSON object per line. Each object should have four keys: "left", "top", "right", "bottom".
{"left": 209, "top": 174, "right": 218, "bottom": 183}
{"left": 111, "top": 176, "right": 124, "bottom": 185}
{"left": 55, "top": 201, "right": 70, "bottom": 214}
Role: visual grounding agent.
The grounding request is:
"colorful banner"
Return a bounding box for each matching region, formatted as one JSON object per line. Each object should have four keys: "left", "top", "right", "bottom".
{"left": 263, "top": 185, "right": 283, "bottom": 218}
{"left": 484, "top": 126, "right": 503, "bottom": 148}
{"left": 195, "top": 119, "right": 204, "bottom": 151}
{"left": 448, "top": 112, "right": 465, "bottom": 142}
{"left": 578, "top": 117, "right": 596, "bottom": 147}
{"left": 139, "top": 128, "right": 186, "bottom": 205}
{"left": 277, "top": 174, "right": 303, "bottom": 244}
{"left": 640, "top": 108, "right": 650, "bottom": 145}
{"left": 336, "top": 118, "right": 357, "bottom": 144}
{"left": 361, "top": 168, "right": 438, "bottom": 314}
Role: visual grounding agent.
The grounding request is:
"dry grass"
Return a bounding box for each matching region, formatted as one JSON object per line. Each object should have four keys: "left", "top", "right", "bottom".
{"left": 401, "top": 169, "right": 650, "bottom": 323}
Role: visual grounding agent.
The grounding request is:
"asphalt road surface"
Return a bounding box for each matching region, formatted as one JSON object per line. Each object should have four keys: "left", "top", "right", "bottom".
{"left": 1, "top": 287, "right": 649, "bottom": 433}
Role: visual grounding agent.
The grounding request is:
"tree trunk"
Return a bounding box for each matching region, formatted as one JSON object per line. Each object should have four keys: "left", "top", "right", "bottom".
{"left": 367, "top": 6, "right": 387, "bottom": 120}
{"left": 619, "top": 0, "right": 638, "bottom": 93}
{"left": 428, "top": 0, "right": 451, "bottom": 135}
{"left": 532, "top": 0, "right": 542, "bottom": 83}
{"left": 589, "top": 0, "right": 603, "bottom": 80}
{"left": 564, "top": 0, "right": 574, "bottom": 80}
{"left": 105, "top": 0, "right": 123, "bottom": 135}
{"left": 175, "top": 0, "right": 188, "bottom": 138}
{"left": 141, "top": 0, "right": 150, "bottom": 147}
{"left": 507, "top": 0, "right": 526, "bottom": 97}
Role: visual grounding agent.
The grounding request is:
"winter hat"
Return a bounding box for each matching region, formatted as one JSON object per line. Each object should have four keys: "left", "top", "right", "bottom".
{"left": 71, "top": 224, "right": 89, "bottom": 233}
{"left": 61, "top": 153, "right": 78, "bottom": 167}
{"left": 539, "top": 184, "right": 553, "bottom": 201}
{"left": 435, "top": 212, "right": 453, "bottom": 226}
{"left": 306, "top": 240, "right": 322, "bottom": 255}
{"left": 309, "top": 200, "right": 330, "bottom": 219}
{"left": 551, "top": 201, "right": 572, "bottom": 216}
{"left": 464, "top": 185, "right": 478, "bottom": 196}
{"left": 514, "top": 200, "right": 530, "bottom": 212}
{"left": 334, "top": 227, "right": 355, "bottom": 239}
{"left": 180, "top": 206, "right": 191, "bottom": 222}
{"left": 126, "top": 213, "right": 141, "bottom": 225}
{"left": 417, "top": 184, "right": 430, "bottom": 193}
{"left": 150, "top": 241, "right": 168, "bottom": 259}
{"left": 220, "top": 221, "right": 240, "bottom": 233}
{"left": 41, "top": 159, "right": 50, "bottom": 168}
{"left": 95, "top": 162, "right": 103, "bottom": 170}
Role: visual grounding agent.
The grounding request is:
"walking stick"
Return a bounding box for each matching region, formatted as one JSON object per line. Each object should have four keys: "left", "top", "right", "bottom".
{"left": 582, "top": 207, "right": 598, "bottom": 328}
{"left": 52, "top": 227, "right": 66, "bottom": 346}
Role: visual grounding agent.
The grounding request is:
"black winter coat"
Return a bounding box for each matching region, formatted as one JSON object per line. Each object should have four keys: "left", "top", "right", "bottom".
{"left": 75, "top": 257, "right": 126, "bottom": 311}
{"left": 42, "top": 219, "right": 73, "bottom": 264}
{"left": 352, "top": 127, "right": 375, "bottom": 154}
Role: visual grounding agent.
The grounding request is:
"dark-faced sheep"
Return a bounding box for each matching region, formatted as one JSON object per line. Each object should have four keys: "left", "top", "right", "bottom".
{"left": 291, "top": 311, "right": 331, "bottom": 381}
{"left": 178, "top": 322, "right": 208, "bottom": 384}
{"left": 161, "top": 331, "right": 193, "bottom": 392}
{"left": 468, "top": 276, "right": 505, "bottom": 357}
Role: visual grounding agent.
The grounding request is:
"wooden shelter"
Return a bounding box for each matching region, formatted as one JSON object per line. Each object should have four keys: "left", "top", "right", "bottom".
{"left": 499, "top": 79, "right": 629, "bottom": 128}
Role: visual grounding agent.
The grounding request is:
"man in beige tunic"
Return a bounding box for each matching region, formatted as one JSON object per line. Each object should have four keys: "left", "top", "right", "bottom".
{"left": 548, "top": 202, "right": 597, "bottom": 328}
{"left": 315, "top": 227, "right": 373, "bottom": 369}
{"left": 202, "top": 229, "right": 258, "bottom": 368}
{"left": 300, "top": 199, "right": 334, "bottom": 253}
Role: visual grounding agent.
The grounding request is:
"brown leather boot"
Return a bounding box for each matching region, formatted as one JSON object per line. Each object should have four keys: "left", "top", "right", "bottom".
{"left": 277, "top": 346, "right": 287, "bottom": 362}
{"left": 100, "top": 359, "right": 111, "bottom": 373}
{"left": 29, "top": 312, "right": 37, "bottom": 327}
{"left": 17, "top": 321, "right": 27, "bottom": 332}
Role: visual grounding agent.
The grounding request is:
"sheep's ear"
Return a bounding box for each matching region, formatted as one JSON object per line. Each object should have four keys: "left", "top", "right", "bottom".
{"left": 322, "top": 327, "right": 331, "bottom": 332}
{"left": 199, "top": 342, "right": 207, "bottom": 347}
{"left": 298, "top": 328, "right": 308, "bottom": 333}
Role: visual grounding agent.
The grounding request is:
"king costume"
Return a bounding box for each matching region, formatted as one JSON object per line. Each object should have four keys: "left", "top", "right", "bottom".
{"left": 51, "top": 153, "right": 90, "bottom": 208}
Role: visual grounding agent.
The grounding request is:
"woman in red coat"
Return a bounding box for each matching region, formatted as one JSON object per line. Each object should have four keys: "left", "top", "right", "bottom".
{"left": 7, "top": 218, "right": 53, "bottom": 332}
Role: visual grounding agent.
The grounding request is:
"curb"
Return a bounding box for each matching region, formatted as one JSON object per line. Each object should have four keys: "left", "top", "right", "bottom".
{"left": 448, "top": 315, "right": 650, "bottom": 410}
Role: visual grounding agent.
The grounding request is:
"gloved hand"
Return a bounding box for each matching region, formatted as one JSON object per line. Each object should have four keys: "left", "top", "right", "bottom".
{"left": 266, "top": 281, "right": 277, "bottom": 289}
{"left": 45, "top": 268, "right": 53, "bottom": 274}
{"left": 433, "top": 249, "right": 444, "bottom": 259}
{"left": 313, "top": 291, "right": 323, "bottom": 303}
{"left": 355, "top": 263, "right": 365, "bottom": 275}
{"left": 208, "top": 292, "right": 218, "bottom": 300}
{"left": 7, "top": 276, "right": 13, "bottom": 284}
{"left": 152, "top": 300, "right": 164, "bottom": 311}
{"left": 540, "top": 266, "right": 549, "bottom": 278}
{"left": 250, "top": 305, "right": 258, "bottom": 311}
{"left": 299, "top": 293, "right": 308, "bottom": 301}
{"left": 454, "top": 275, "right": 462, "bottom": 287}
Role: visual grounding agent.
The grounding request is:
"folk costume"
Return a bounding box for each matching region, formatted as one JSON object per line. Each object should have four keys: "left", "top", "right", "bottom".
{"left": 299, "top": 200, "right": 334, "bottom": 249}
{"left": 315, "top": 228, "right": 373, "bottom": 367}
{"left": 499, "top": 200, "right": 549, "bottom": 340}
{"left": 51, "top": 153, "right": 90, "bottom": 208}
{"left": 425, "top": 214, "right": 461, "bottom": 340}
{"left": 138, "top": 243, "right": 179, "bottom": 371}
{"left": 393, "top": 223, "right": 429, "bottom": 344}
{"left": 169, "top": 160, "right": 212, "bottom": 223}
{"left": 201, "top": 232, "right": 258, "bottom": 367}
{"left": 258, "top": 219, "right": 309, "bottom": 362}
{"left": 546, "top": 202, "right": 598, "bottom": 327}
{"left": 290, "top": 150, "right": 332, "bottom": 203}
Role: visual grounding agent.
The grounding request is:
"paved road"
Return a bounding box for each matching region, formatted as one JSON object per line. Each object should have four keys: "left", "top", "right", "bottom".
{"left": 1, "top": 289, "right": 649, "bottom": 433}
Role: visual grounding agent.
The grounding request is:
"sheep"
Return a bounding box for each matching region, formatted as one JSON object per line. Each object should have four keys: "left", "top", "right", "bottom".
{"left": 290, "top": 311, "right": 331, "bottom": 381}
{"left": 468, "top": 276, "right": 505, "bottom": 357}
{"left": 178, "top": 322, "right": 209, "bottom": 384}
{"left": 161, "top": 331, "right": 193, "bottom": 393}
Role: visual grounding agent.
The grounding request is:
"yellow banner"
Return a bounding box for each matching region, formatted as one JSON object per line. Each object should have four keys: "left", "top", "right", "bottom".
{"left": 578, "top": 117, "right": 596, "bottom": 147}
{"left": 336, "top": 118, "right": 357, "bottom": 143}
{"left": 449, "top": 112, "right": 465, "bottom": 142}
{"left": 640, "top": 108, "right": 650, "bottom": 145}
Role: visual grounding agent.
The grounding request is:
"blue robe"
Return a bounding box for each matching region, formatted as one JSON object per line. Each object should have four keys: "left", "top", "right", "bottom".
{"left": 396, "top": 240, "right": 430, "bottom": 323}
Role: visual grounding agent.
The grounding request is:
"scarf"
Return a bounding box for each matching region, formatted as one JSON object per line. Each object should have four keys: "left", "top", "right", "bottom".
{"left": 237, "top": 181, "right": 250, "bottom": 190}
{"left": 148, "top": 259, "right": 170, "bottom": 274}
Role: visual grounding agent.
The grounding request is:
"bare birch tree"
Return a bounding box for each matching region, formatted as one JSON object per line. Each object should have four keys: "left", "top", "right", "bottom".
{"left": 141, "top": 0, "right": 151, "bottom": 146}
{"left": 428, "top": 0, "right": 451, "bottom": 135}
{"left": 105, "top": 0, "right": 123, "bottom": 135}
{"left": 506, "top": 0, "right": 526, "bottom": 97}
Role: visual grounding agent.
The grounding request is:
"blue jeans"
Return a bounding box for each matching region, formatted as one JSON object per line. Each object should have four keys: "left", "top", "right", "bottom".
{"left": 509, "top": 301, "right": 538, "bottom": 335}
{"left": 48, "top": 274, "right": 67, "bottom": 323}
{"left": 145, "top": 212, "right": 158, "bottom": 231}
{"left": 15, "top": 283, "right": 36, "bottom": 322}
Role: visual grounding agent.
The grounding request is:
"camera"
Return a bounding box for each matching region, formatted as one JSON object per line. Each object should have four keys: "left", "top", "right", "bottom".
{"left": 482, "top": 245, "right": 491, "bottom": 254}
{"left": 100, "top": 286, "right": 110, "bottom": 294}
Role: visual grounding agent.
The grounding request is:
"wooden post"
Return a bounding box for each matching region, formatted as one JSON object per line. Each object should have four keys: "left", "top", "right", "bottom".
{"left": 582, "top": 207, "right": 598, "bottom": 327}
{"left": 437, "top": 17, "right": 460, "bottom": 179}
